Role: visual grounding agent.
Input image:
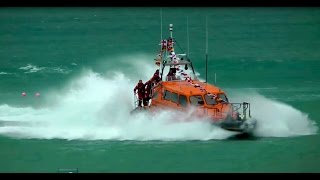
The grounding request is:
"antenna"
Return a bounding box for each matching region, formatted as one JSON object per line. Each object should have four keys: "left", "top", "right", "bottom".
{"left": 187, "top": 17, "right": 190, "bottom": 58}
{"left": 159, "top": 8, "right": 163, "bottom": 81}
{"left": 205, "top": 16, "right": 208, "bottom": 83}
{"left": 169, "top": 24, "right": 173, "bottom": 38}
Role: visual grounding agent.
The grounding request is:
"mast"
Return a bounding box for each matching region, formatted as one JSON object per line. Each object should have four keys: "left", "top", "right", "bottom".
{"left": 159, "top": 8, "right": 163, "bottom": 80}
{"left": 205, "top": 16, "right": 208, "bottom": 83}
{"left": 169, "top": 24, "right": 173, "bottom": 38}
{"left": 168, "top": 24, "right": 173, "bottom": 65}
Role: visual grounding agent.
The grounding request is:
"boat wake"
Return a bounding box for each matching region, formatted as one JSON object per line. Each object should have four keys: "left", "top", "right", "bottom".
{"left": 229, "top": 92, "right": 318, "bottom": 137}
{"left": 0, "top": 56, "right": 317, "bottom": 140}
{"left": 0, "top": 68, "right": 236, "bottom": 141}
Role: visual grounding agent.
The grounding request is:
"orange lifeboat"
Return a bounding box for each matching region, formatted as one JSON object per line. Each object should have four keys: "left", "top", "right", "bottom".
{"left": 131, "top": 24, "right": 257, "bottom": 133}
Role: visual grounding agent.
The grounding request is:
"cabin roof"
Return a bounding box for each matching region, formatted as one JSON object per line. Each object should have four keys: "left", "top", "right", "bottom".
{"left": 161, "top": 80, "right": 225, "bottom": 96}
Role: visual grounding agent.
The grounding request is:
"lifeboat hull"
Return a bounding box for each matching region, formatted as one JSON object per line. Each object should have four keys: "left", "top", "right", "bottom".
{"left": 214, "top": 118, "right": 257, "bottom": 133}
{"left": 130, "top": 107, "right": 257, "bottom": 134}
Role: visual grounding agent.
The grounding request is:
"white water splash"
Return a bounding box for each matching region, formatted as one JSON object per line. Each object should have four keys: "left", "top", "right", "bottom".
{"left": 1, "top": 55, "right": 317, "bottom": 140}
{"left": 229, "top": 92, "right": 318, "bottom": 137}
{"left": 0, "top": 70, "right": 235, "bottom": 140}
{"left": 0, "top": 55, "right": 236, "bottom": 141}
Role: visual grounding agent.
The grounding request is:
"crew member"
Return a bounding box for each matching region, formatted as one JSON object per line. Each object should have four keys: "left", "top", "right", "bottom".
{"left": 151, "top": 69, "right": 161, "bottom": 84}
{"left": 143, "top": 80, "right": 152, "bottom": 107}
{"left": 134, "top": 80, "right": 145, "bottom": 108}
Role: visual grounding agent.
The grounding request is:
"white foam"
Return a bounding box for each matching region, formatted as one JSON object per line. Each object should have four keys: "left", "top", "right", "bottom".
{"left": 229, "top": 92, "right": 318, "bottom": 137}
{"left": 1, "top": 55, "right": 317, "bottom": 140}
{"left": 18, "top": 64, "right": 71, "bottom": 74}
{"left": 1, "top": 55, "right": 236, "bottom": 141}
{"left": 0, "top": 72, "right": 10, "bottom": 75}
{"left": 19, "top": 64, "right": 45, "bottom": 73}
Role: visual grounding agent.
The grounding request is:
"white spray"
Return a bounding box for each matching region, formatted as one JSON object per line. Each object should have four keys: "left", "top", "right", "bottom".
{"left": 0, "top": 55, "right": 317, "bottom": 140}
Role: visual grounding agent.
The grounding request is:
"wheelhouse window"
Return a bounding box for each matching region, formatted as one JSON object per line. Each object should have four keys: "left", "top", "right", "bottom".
{"left": 179, "top": 95, "right": 188, "bottom": 107}
{"left": 164, "top": 90, "right": 171, "bottom": 101}
{"left": 218, "top": 93, "right": 228, "bottom": 103}
{"left": 204, "top": 93, "right": 217, "bottom": 105}
{"left": 171, "top": 92, "right": 179, "bottom": 104}
{"left": 190, "top": 95, "right": 204, "bottom": 106}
